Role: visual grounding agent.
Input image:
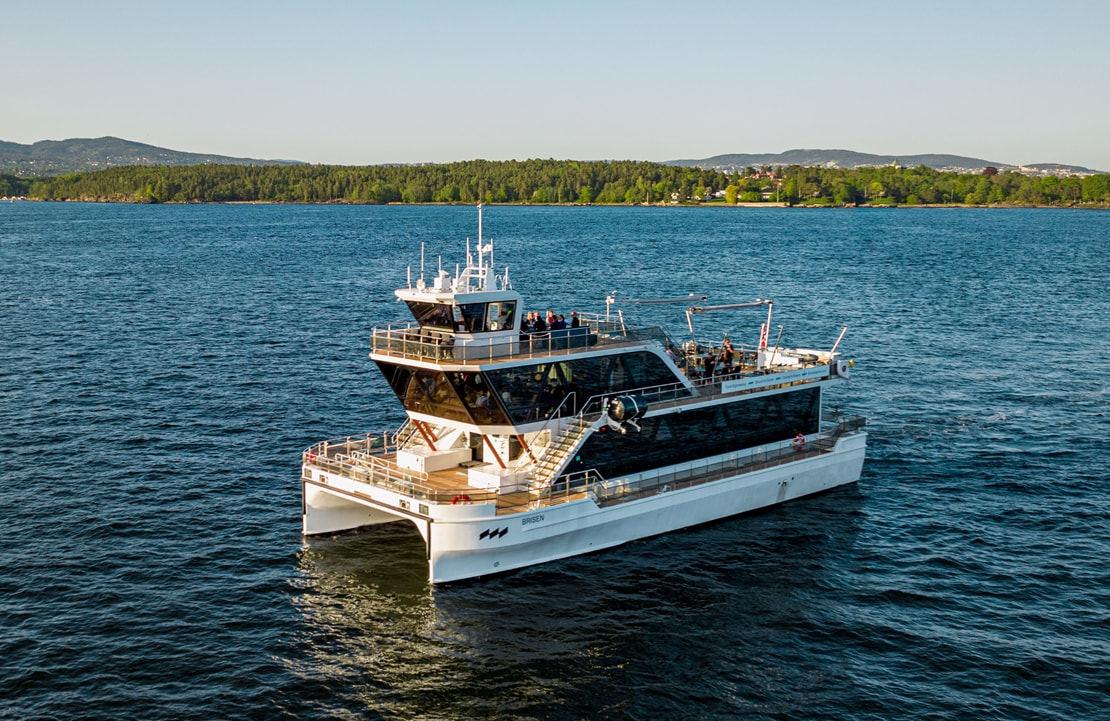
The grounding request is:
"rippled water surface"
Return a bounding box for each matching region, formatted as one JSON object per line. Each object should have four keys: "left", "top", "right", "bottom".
{"left": 2, "top": 203, "right": 1108, "bottom": 720}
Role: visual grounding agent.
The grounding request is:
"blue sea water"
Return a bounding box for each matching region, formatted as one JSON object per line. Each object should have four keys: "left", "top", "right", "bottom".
{"left": 1, "top": 202, "right": 1108, "bottom": 720}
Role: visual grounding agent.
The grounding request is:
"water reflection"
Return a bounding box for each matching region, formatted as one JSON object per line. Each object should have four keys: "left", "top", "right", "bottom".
{"left": 292, "top": 488, "right": 864, "bottom": 719}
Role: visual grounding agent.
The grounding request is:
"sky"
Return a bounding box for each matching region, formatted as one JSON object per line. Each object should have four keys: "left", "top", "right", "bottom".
{"left": 4, "top": 0, "right": 1109, "bottom": 170}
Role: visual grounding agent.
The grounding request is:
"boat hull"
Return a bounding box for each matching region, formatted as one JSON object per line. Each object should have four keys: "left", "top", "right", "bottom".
{"left": 303, "top": 432, "right": 866, "bottom": 584}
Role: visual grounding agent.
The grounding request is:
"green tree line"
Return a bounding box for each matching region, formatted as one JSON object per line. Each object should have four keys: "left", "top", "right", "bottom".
{"left": 11, "top": 160, "right": 728, "bottom": 205}
{"left": 4, "top": 160, "right": 1109, "bottom": 205}
{"left": 763, "top": 164, "right": 1110, "bottom": 206}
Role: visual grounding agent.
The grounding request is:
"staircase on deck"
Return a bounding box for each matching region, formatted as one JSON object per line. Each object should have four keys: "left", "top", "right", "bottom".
{"left": 529, "top": 415, "right": 595, "bottom": 484}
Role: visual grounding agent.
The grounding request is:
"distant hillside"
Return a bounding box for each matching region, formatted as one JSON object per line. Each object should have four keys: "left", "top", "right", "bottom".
{"left": 1022, "top": 162, "right": 1101, "bottom": 174}
{"left": 666, "top": 149, "right": 1103, "bottom": 176}
{"left": 0, "top": 137, "right": 303, "bottom": 177}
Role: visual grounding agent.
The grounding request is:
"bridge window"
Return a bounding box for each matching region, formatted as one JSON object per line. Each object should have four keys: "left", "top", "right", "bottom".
{"left": 405, "top": 300, "right": 517, "bottom": 333}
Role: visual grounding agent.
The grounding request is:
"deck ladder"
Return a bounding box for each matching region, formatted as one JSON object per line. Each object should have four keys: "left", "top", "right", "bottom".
{"left": 529, "top": 416, "right": 596, "bottom": 483}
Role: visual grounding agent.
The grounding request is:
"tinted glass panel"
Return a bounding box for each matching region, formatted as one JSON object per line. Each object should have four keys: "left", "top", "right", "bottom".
{"left": 458, "top": 303, "right": 488, "bottom": 332}
{"left": 447, "top": 370, "right": 511, "bottom": 425}
{"left": 405, "top": 301, "right": 455, "bottom": 330}
{"left": 568, "top": 386, "right": 821, "bottom": 478}
{"left": 376, "top": 362, "right": 513, "bottom": 426}
{"left": 405, "top": 300, "right": 517, "bottom": 334}
{"left": 484, "top": 351, "right": 685, "bottom": 425}
{"left": 374, "top": 361, "right": 472, "bottom": 422}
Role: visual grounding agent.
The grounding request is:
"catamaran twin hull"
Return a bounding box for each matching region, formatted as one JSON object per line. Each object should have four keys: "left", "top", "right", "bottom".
{"left": 303, "top": 426, "right": 865, "bottom": 583}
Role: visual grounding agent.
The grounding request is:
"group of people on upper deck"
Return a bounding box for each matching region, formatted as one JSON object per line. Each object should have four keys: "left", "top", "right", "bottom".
{"left": 702, "top": 338, "right": 736, "bottom": 376}
{"left": 522, "top": 310, "right": 580, "bottom": 333}
{"left": 668, "top": 337, "right": 738, "bottom": 378}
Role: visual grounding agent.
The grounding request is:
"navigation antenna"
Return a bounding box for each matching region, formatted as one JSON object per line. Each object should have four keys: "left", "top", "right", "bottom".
{"left": 770, "top": 325, "right": 785, "bottom": 364}
{"left": 476, "top": 202, "right": 494, "bottom": 291}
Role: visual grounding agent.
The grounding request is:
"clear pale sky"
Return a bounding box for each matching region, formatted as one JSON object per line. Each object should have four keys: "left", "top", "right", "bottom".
{"left": 5, "top": 0, "right": 1108, "bottom": 170}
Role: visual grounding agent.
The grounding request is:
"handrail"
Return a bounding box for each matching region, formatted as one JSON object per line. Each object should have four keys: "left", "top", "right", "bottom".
{"left": 538, "top": 391, "right": 579, "bottom": 433}
{"left": 303, "top": 436, "right": 498, "bottom": 505}
{"left": 539, "top": 468, "right": 605, "bottom": 504}
{"left": 521, "top": 413, "right": 867, "bottom": 510}
{"left": 528, "top": 399, "right": 597, "bottom": 480}
{"left": 392, "top": 418, "right": 418, "bottom": 447}
{"left": 303, "top": 413, "right": 864, "bottom": 509}
{"left": 521, "top": 391, "right": 582, "bottom": 473}
{"left": 587, "top": 415, "right": 866, "bottom": 507}
{"left": 369, "top": 320, "right": 657, "bottom": 365}
{"left": 573, "top": 358, "right": 832, "bottom": 423}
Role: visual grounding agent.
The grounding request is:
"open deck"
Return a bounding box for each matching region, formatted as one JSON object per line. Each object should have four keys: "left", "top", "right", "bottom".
{"left": 303, "top": 415, "right": 866, "bottom": 516}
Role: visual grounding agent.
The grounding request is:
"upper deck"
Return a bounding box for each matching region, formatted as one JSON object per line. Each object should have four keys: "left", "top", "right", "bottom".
{"left": 369, "top": 315, "right": 674, "bottom": 367}
{"left": 370, "top": 310, "right": 845, "bottom": 388}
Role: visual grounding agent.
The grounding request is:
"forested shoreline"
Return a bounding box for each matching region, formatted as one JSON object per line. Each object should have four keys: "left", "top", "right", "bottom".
{"left": 2, "top": 159, "right": 1108, "bottom": 206}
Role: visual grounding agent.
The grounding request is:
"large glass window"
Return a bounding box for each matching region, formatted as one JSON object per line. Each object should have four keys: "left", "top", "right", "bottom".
{"left": 404, "top": 300, "right": 517, "bottom": 334}
{"left": 375, "top": 362, "right": 512, "bottom": 425}
{"left": 448, "top": 370, "right": 511, "bottom": 425}
{"left": 484, "top": 350, "right": 686, "bottom": 425}
{"left": 377, "top": 349, "right": 686, "bottom": 428}
{"left": 457, "top": 303, "right": 487, "bottom": 333}
{"left": 487, "top": 301, "right": 516, "bottom": 331}
{"left": 567, "top": 386, "right": 821, "bottom": 478}
{"left": 405, "top": 301, "right": 455, "bottom": 330}
{"left": 375, "top": 362, "right": 472, "bottom": 422}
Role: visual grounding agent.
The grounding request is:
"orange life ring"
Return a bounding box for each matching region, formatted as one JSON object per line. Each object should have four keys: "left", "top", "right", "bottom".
{"left": 305, "top": 451, "right": 317, "bottom": 463}
{"left": 792, "top": 434, "right": 805, "bottom": 452}
{"left": 452, "top": 494, "right": 472, "bottom": 505}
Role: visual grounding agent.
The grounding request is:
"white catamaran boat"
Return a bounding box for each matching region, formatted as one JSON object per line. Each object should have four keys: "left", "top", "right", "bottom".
{"left": 301, "top": 206, "right": 866, "bottom": 583}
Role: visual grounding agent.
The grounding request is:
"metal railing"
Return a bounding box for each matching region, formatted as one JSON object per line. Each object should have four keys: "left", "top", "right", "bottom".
{"left": 584, "top": 414, "right": 866, "bottom": 507}
{"left": 369, "top": 318, "right": 663, "bottom": 365}
{"left": 493, "top": 469, "right": 603, "bottom": 514}
{"left": 526, "top": 413, "right": 865, "bottom": 507}
{"left": 528, "top": 406, "right": 596, "bottom": 480}
{"left": 391, "top": 419, "right": 419, "bottom": 447}
{"left": 522, "top": 392, "right": 583, "bottom": 470}
{"left": 302, "top": 433, "right": 497, "bottom": 505}
{"left": 303, "top": 414, "right": 864, "bottom": 511}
